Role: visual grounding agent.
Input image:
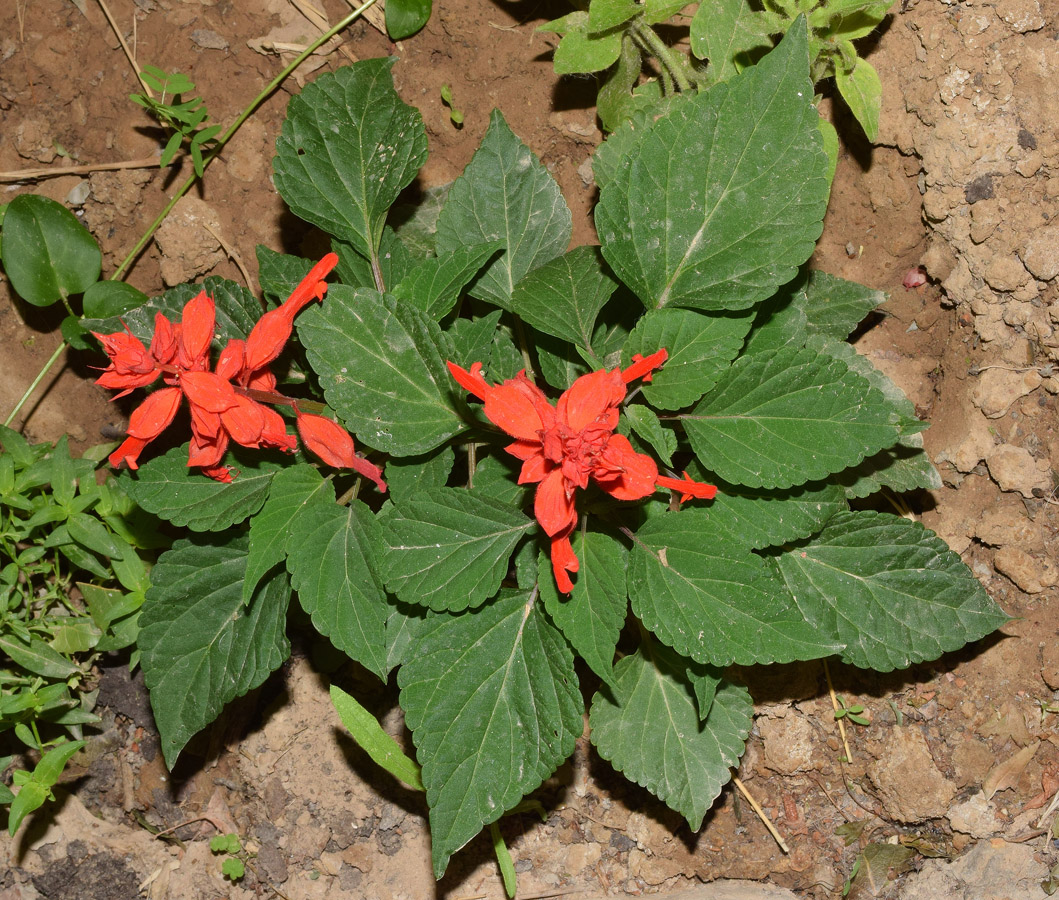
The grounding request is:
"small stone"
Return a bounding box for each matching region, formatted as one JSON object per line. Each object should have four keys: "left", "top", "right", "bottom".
{"left": 975, "top": 504, "right": 1044, "bottom": 550}
{"left": 868, "top": 727, "right": 956, "bottom": 822}
{"left": 758, "top": 713, "right": 815, "bottom": 775}
{"left": 964, "top": 174, "right": 994, "bottom": 204}
{"left": 1020, "top": 228, "right": 1059, "bottom": 281}
{"left": 191, "top": 29, "right": 229, "bottom": 51}
{"left": 948, "top": 792, "right": 1001, "bottom": 837}
{"left": 993, "top": 547, "right": 1058, "bottom": 593}
{"left": 1041, "top": 642, "right": 1059, "bottom": 691}
{"left": 986, "top": 444, "right": 1051, "bottom": 497}
{"left": 995, "top": 0, "right": 1045, "bottom": 32}
{"left": 983, "top": 256, "right": 1030, "bottom": 292}
{"left": 971, "top": 367, "right": 1042, "bottom": 417}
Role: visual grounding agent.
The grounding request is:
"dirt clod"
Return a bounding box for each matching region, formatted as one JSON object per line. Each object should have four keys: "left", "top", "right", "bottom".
{"left": 868, "top": 727, "right": 956, "bottom": 822}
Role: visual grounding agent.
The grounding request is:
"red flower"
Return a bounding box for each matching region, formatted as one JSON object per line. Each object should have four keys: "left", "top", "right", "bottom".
{"left": 448, "top": 351, "right": 716, "bottom": 593}
{"left": 96, "top": 254, "right": 385, "bottom": 491}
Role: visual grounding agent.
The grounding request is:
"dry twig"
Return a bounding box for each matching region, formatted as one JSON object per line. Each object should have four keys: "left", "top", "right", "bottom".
{"left": 733, "top": 776, "right": 790, "bottom": 853}
{"left": 0, "top": 156, "right": 164, "bottom": 183}
{"left": 823, "top": 658, "right": 854, "bottom": 764}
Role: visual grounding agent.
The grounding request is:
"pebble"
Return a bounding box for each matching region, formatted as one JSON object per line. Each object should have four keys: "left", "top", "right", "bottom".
{"left": 971, "top": 367, "right": 1042, "bottom": 418}
{"left": 986, "top": 444, "right": 1050, "bottom": 497}
{"left": 993, "top": 547, "right": 1058, "bottom": 593}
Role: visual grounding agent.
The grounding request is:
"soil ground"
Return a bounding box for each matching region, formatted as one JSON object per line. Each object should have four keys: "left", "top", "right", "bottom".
{"left": 1, "top": 0, "right": 1058, "bottom": 898}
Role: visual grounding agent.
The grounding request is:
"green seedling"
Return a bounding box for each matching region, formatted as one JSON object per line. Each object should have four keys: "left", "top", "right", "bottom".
{"left": 835, "top": 696, "right": 871, "bottom": 726}
{"left": 209, "top": 832, "right": 247, "bottom": 881}
{"left": 130, "top": 66, "right": 222, "bottom": 178}
{"left": 440, "top": 83, "right": 464, "bottom": 126}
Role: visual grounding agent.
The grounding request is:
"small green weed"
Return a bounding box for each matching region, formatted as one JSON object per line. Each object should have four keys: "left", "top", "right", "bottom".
{"left": 129, "top": 66, "right": 222, "bottom": 177}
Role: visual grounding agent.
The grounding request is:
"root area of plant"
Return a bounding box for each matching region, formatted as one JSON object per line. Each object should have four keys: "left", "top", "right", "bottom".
{"left": 1, "top": 0, "right": 1057, "bottom": 898}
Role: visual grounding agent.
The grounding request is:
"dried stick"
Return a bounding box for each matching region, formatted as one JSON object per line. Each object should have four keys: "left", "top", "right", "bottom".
{"left": 95, "top": 0, "right": 153, "bottom": 96}
{"left": 0, "top": 156, "right": 164, "bottom": 183}
{"left": 201, "top": 222, "right": 254, "bottom": 294}
{"left": 823, "top": 658, "right": 854, "bottom": 764}
{"left": 733, "top": 776, "right": 790, "bottom": 853}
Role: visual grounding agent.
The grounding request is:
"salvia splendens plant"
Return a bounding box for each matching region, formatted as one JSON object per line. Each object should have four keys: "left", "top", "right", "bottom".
{"left": 80, "top": 22, "right": 1006, "bottom": 881}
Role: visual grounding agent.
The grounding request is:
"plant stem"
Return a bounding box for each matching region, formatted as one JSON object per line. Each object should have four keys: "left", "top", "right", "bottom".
{"left": 111, "top": 0, "right": 380, "bottom": 282}
{"left": 632, "top": 21, "right": 692, "bottom": 93}
{"left": 4, "top": 340, "right": 67, "bottom": 428}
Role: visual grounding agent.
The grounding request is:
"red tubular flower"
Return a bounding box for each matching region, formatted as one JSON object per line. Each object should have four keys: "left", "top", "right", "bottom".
{"left": 448, "top": 350, "right": 717, "bottom": 593}
{"left": 296, "top": 412, "right": 387, "bottom": 493}
{"left": 96, "top": 254, "right": 382, "bottom": 489}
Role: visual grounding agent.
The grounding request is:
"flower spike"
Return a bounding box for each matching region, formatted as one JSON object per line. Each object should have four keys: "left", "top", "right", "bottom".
{"left": 448, "top": 349, "right": 717, "bottom": 593}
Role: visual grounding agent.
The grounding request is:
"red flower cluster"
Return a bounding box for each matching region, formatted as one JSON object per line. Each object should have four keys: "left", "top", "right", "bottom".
{"left": 448, "top": 350, "right": 716, "bottom": 593}
{"left": 95, "top": 254, "right": 385, "bottom": 491}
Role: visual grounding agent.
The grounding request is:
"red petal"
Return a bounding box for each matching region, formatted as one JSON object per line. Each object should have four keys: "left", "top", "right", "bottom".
{"left": 447, "top": 361, "right": 491, "bottom": 399}
{"left": 550, "top": 530, "right": 579, "bottom": 594}
{"left": 593, "top": 433, "right": 658, "bottom": 500}
{"left": 483, "top": 378, "right": 550, "bottom": 441}
{"left": 190, "top": 404, "right": 223, "bottom": 441}
{"left": 221, "top": 395, "right": 267, "bottom": 446}
{"left": 215, "top": 339, "right": 246, "bottom": 382}
{"left": 150, "top": 312, "right": 178, "bottom": 364}
{"left": 181, "top": 371, "right": 240, "bottom": 413}
{"left": 557, "top": 369, "right": 623, "bottom": 433}
{"left": 109, "top": 435, "right": 149, "bottom": 471}
{"left": 259, "top": 406, "right": 297, "bottom": 452}
{"left": 95, "top": 368, "right": 160, "bottom": 395}
{"left": 189, "top": 430, "right": 228, "bottom": 468}
{"left": 246, "top": 368, "right": 277, "bottom": 393}
{"left": 201, "top": 464, "right": 234, "bottom": 483}
{"left": 656, "top": 471, "right": 718, "bottom": 503}
{"left": 517, "top": 452, "right": 551, "bottom": 485}
{"left": 297, "top": 412, "right": 357, "bottom": 468}
{"left": 281, "top": 254, "right": 338, "bottom": 318}
{"left": 126, "top": 387, "right": 182, "bottom": 440}
{"left": 622, "top": 349, "right": 668, "bottom": 384}
{"left": 244, "top": 306, "right": 292, "bottom": 373}
{"left": 534, "top": 467, "right": 577, "bottom": 537}
{"left": 179, "top": 291, "right": 215, "bottom": 367}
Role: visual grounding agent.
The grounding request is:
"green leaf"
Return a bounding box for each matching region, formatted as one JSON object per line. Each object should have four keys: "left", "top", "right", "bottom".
{"left": 624, "top": 405, "right": 676, "bottom": 467}
{"left": 690, "top": 0, "right": 772, "bottom": 79}
{"left": 123, "top": 445, "right": 279, "bottom": 531}
{"left": 382, "top": 488, "right": 533, "bottom": 611}
{"left": 67, "top": 512, "right": 127, "bottom": 560}
{"left": 330, "top": 684, "right": 423, "bottom": 790}
{"left": 630, "top": 509, "right": 843, "bottom": 665}
{"left": 83, "top": 281, "right": 149, "bottom": 319}
{"left": 398, "top": 590, "right": 582, "bottom": 878}
{"left": 333, "top": 227, "right": 413, "bottom": 292}
{"left": 741, "top": 273, "right": 810, "bottom": 355}
{"left": 538, "top": 530, "right": 627, "bottom": 687}
{"left": 700, "top": 475, "right": 847, "bottom": 550}
{"left": 243, "top": 465, "right": 332, "bottom": 604}
{"left": 682, "top": 346, "right": 903, "bottom": 489}
{"left": 542, "top": 13, "right": 623, "bottom": 75}
{"left": 273, "top": 59, "right": 428, "bottom": 259}
{"left": 773, "top": 510, "right": 1008, "bottom": 671}
{"left": 510, "top": 247, "right": 618, "bottom": 348}
{"left": 392, "top": 241, "right": 503, "bottom": 319}
{"left": 32, "top": 739, "right": 86, "bottom": 787}
{"left": 7, "top": 782, "right": 48, "bottom": 835}
{"left": 256, "top": 246, "right": 315, "bottom": 306}
{"left": 818, "top": 117, "right": 839, "bottom": 187}
{"left": 386, "top": 0, "right": 431, "bottom": 39}
{"left": 298, "top": 285, "right": 466, "bottom": 456}
{"left": 623, "top": 308, "right": 753, "bottom": 410}
{"left": 221, "top": 858, "right": 245, "bottom": 881}
{"left": 835, "top": 56, "right": 882, "bottom": 143}
{"left": 597, "top": 20, "right": 829, "bottom": 311}
{"left": 491, "top": 823, "right": 517, "bottom": 899}
{"left": 0, "top": 635, "right": 78, "bottom": 679}
{"left": 435, "top": 110, "right": 572, "bottom": 310}
{"left": 386, "top": 445, "right": 455, "bottom": 505}
{"left": 287, "top": 500, "right": 391, "bottom": 680}
{"left": 139, "top": 533, "right": 291, "bottom": 768}
{"left": 448, "top": 311, "right": 503, "bottom": 371}
{"left": 392, "top": 182, "right": 450, "bottom": 257}
{"left": 49, "top": 619, "right": 101, "bottom": 655}
{"left": 590, "top": 645, "right": 750, "bottom": 829}
{"left": 588, "top": 0, "right": 642, "bottom": 31}
{"left": 800, "top": 269, "right": 885, "bottom": 340}
{"left": 835, "top": 438, "right": 941, "bottom": 499}
{"left": 1, "top": 194, "right": 101, "bottom": 306}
